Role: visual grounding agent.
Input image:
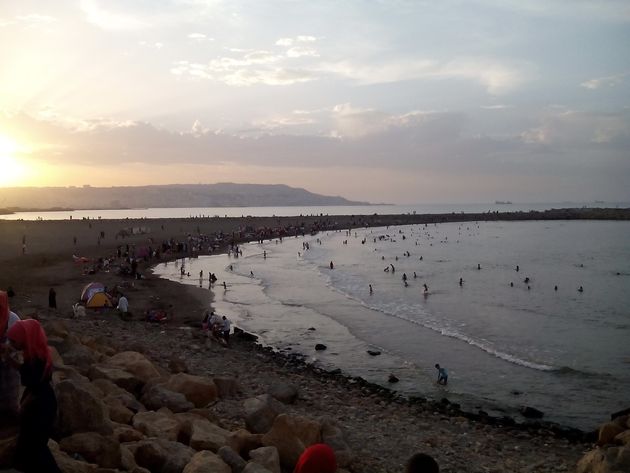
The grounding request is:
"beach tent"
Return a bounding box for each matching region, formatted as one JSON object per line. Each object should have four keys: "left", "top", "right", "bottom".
{"left": 80, "top": 282, "right": 105, "bottom": 302}
{"left": 86, "top": 292, "right": 113, "bottom": 309}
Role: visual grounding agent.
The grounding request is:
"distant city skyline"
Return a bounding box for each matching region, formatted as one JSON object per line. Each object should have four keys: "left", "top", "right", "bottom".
{"left": 1, "top": 0, "right": 629, "bottom": 204}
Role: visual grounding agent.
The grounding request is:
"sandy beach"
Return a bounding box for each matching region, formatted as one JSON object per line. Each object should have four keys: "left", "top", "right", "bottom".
{"left": 0, "top": 214, "right": 601, "bottom": 472}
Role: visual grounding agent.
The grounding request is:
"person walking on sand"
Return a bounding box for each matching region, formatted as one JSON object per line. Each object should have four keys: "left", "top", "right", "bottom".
{"left": 435, "top": 363, "right": 448, "bottom": 385}
{"left": 48, "top": 288, "right": 57, "bottom": 310}
{"left": 6, "top": 319, "right": 62, "bottom": 473}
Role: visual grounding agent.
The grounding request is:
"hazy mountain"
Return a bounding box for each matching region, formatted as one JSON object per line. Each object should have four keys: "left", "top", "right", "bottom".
{"left": 0, "top": 183, "right": 369, "bottom": 211}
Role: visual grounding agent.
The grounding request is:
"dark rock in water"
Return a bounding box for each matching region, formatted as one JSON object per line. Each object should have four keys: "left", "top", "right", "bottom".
{"left": 500, "top": 416, "right": 516, "bottom": 426}
{"left": 367, "top": 350, "right": 381, "bottom": 356}
{"left": 315, "top": 343, "right": 327, "bottom": 351}
{"left": 388, "top": 374, "right": 399, "bottom": 383}
{"left": 233, "top": 327, "right": 258, "bottom": 342}
{"left": 440, "top": 398, "right": 450, "bottom": 405}
{"left": 520, "top": 406, "right": 544, "bottom": 419}
{"left": 510, "top": 390, "right": 522, "bottom": 396}
{"left": 478, "top": 409, "right": 489, "bottom": 417}
{"left": 308, "top": 327, "right": 316, "bottom": 331}
{"left": 611, "top": 406, "right": 630, "bottom": 420}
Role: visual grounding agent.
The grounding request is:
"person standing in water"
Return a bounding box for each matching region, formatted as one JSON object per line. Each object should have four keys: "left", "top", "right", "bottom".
{"left": 435, "top": 363, "right": 448, "bottom": 385}
{"left": 330, "top": 261, "right": 334, "bottom": 270}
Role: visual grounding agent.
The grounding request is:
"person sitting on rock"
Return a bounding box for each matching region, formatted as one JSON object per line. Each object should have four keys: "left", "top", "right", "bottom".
{"left": 294, "top": 443, "right": 337, "bottom": 473}
{"left": 405, "top": 452, "right": 439, "bottom": 473}
{"left": 6, "top": 319, "right": 62, "bottom": 473}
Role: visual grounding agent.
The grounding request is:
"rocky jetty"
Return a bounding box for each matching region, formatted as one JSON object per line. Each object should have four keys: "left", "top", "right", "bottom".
{"left": 577, "top": 410, "right": 630, "bottom": 473}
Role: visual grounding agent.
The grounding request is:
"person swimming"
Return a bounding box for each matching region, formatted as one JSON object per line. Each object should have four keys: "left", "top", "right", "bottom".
{"left": 423, "top": 283, "right": 429, "bottom": 293}
{"left": 459, "top": 277, "right": 463, "bottom": 286}
{"left": 578, "top": 286, "right": 584, "bottom": 292}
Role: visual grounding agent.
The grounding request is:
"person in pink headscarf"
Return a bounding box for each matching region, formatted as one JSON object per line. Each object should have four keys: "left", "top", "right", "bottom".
{"left": 7, "top": 319, "right": 61, "bottom": 473}
{"left": 0, "top": 290, "right": 21, "bottom": 422}
{"left": 294, "top": 443, "right": 337, "bottom": 473}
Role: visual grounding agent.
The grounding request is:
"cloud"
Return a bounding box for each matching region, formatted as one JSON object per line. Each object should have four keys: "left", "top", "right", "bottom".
{"left": 316, "top": 57, "right": 530, "bottom": 94}
{"left": 188, "top": 32, "right": 213, "bottom": 41}
{"left": 16, "top": 14, "right": 57, "bottom": 24}
{"left": 275, "top": 35, "right": 317, "bottom": 47}
{"left": 581, "top": 72, "right": 629, "bottom": 90}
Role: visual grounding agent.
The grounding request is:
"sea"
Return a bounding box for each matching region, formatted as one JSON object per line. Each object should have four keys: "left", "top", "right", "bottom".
{"left": 153, "top": 218, "right": 630, "bottom": 431}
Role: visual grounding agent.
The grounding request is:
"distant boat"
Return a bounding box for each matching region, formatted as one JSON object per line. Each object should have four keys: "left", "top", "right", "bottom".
{"left": 495, "top": 200, "right": 513, "bottom": 205}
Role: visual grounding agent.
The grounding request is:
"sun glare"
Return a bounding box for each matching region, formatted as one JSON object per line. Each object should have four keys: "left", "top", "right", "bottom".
{"left": 0, "top": 134, "right": 29, "bottom": 186}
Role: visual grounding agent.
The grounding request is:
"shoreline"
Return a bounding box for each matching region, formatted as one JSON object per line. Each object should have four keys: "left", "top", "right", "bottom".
{"left": 0, "top": 211, "right": 608, "bottom": 471}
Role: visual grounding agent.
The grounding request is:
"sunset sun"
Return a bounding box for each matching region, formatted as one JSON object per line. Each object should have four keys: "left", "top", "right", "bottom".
{"left": 0, "top": 134, "right": 28, "bottom": 186}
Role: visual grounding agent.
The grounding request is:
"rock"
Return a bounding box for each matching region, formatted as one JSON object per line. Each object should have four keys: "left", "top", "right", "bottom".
{"left": 141, "top": 384, "right": 195, "bottom": 413}
{"left": 49, "top": 345, "right": 64, "bottom": 367}
{"left": 233, "top": 327, "right": 258, "bottom": 341}
{"left": 55, "top": 379, "right": 113, "bottom": 436}
{"left": 314, "top": 344, "right": 327, "bottom": 351}
{"left": 227, "top": 429, "right": 264, "bottom": 457}
{"left": 120, "top": 444, "right": 150, "bottom": 473}
{"left": 577, "top": 445, "right": 630, "bottom": 473}
{"left": 213, "top": 376, "right": 241, "bottom": 399}
{"left": 611, "top": 407, "right": 630, "bottom": 421}
{"left": 106, "top": 351, "right": 162, "bottom": 384}
{"left": 267, "top": 382, "right": 299, "bottom": 404}
{"left": 162, "top": 373, "right": 219, "bottom": 407}
{"left": 388, "top": 374, "right": 399, "bottom": 383}
{"left": 131, "top": 439, "right": 195, "bottom": 473}
{"left": 520, "top": 406, "right": 544, "bottom": 419}
{"left": 261, "top": 414, "right": 321, "bottom": 468}
{"left": 189, "top": 419, "right": 231, "bottom": 451}
{"left": 321, "top": 416, "right": 353, "bottom": 468}
{"left": 242, "top": 463, "right": 274, "bottom": 473}
{"left": 244, "top": 394, "right": 287, "bottom": 434}
{"left": 616, "top": 430, "right": 630, "bottom": 446}
{"left": 59, "top": 432, "right": 121, "bottom": 468}
{"left": 62, "top": 344, "right": 102, "bottom": 376}
{"left": 103, "top": 395, "right": 135, "bottom": 424}
{"left": 132, "top": 410, "right": 182, "bottom": 441}
{"left": 367, "top": 350, "right": 381, "bottom": 356}
{"left": 217, "top": 446, "right": 247, "bottom": 473}
{"left": 598, "top": 422, "right": 625, "bottom": 446}
{"left": 49, "top": 439, "right": 98, "bottom": 473}
{"left": 248, "top": 446, "right": 281, "bottom": 473}
{"left": 88, "top": 364, "right": 143, "bottom": 395}
{"left": 113, "top": 424, "right": 144, "bottom": 443}
{"left": 183, "top": 450, "right": 231, "bottom": 473}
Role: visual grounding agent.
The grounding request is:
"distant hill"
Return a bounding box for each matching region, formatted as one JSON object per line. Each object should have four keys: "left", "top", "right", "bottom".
{"left": 0, "top": 183, "right": 369, "bottom": 211}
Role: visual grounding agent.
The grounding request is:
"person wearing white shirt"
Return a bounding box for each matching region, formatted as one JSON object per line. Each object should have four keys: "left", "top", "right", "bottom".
{"left": 117, "top": 295, "right": 129, "bottom": 314}
{"left": 221, "top": 316, "right": 231, "bottom": 345}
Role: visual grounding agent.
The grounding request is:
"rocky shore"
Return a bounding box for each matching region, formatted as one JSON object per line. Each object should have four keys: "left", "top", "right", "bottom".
{"left": 1, "top": 211, "right": 626, "bottom": 472}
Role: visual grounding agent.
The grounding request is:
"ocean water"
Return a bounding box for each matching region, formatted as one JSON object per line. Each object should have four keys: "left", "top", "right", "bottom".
{"left": 153, "top": 220, "right": 630, "bottom": 430}
{"left": 2, "top": 201, "right": 629, "bottom": 220}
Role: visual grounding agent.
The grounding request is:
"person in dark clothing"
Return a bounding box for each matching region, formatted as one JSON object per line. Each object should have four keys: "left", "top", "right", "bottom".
{"left": 6, "top": 319, "right": 61, "bottom": 473}
{"left": 48, "top": 288, "right": 57, "bottom": 310}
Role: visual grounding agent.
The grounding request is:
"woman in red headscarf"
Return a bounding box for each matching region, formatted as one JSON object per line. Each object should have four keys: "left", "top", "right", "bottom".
{"left": 294, "top": 443, "right": 337, "bottom": 473}
{"left": 0, "top": 290, "right": 21, "bottom": 423}
{"left": 7, "top": 319, "right": 61, "bottom": 473}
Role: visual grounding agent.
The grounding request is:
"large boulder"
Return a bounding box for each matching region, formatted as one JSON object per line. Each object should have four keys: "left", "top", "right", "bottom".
{"left": 49, "top": 439, "right": 98, "bottom": 473}
{"left": 242, "top": 462, "right": 275, "bottom": 473}
{"left": 261, "top": 414, "right": 321, "bottom": 468}
{"left": 130, "top": 439, "right": 195, "bottom": 473}
{"left": 217, "top": 446, "right": 247, "bottom": 473}
{"left": 55, "top": 379, "right": 113, "bottom": 436}
{"left": 227, "top": 429, "right": 264, "bottom": 457}
{"left": 132, "top": 410, "right": 182, "bottom": 441}
{"left": 113, "top": 423, "right": 144, "bottom": 443}
{"left": 248, "top": 446, "right": 281, "bottom": 473}
{"left": 161, "top": 373, "right": 219, "bottom": 407}
{"left": 189, "top": 419, "right": 231, "bottom": 452}
{"left": 59, "top": 432, "right": 121, "bottom": 468}
{"left": 598, "top": 422, "right": 626, "bottom": 446}
{"left": 88, "top": 364, "right": 143, "bottom": 395}
{"left": 577, "top": 445, "right": 630, "bottom": 473}
{"left": 182, "top": 450, "right": 231, "bottom": 473}
{"left": 106, "top": 351, "right": 162, "bottom": 384}
{"left": 141, "top": 384, "right": 195, "bottom": 413}
{"left": 243, "top": 394, "right": 287, "bottom": 434}
{"left": 62, "top": 344, "right": 103, "bottom": 376}
{"left": 321, "top": 416, "right": 353, "bottom": 467}
{"left": 267, "top": 382, "right": 298, "bottom": 405}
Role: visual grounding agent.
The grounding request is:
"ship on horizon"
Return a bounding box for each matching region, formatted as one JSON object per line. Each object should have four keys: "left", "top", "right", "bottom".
{"left": 495, "top": 200, "right": 513, "bottom": 205}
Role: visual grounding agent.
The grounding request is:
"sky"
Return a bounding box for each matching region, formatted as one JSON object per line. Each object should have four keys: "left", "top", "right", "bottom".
{"left": 1, "top": 0, "right": 629, "bottom": 204}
